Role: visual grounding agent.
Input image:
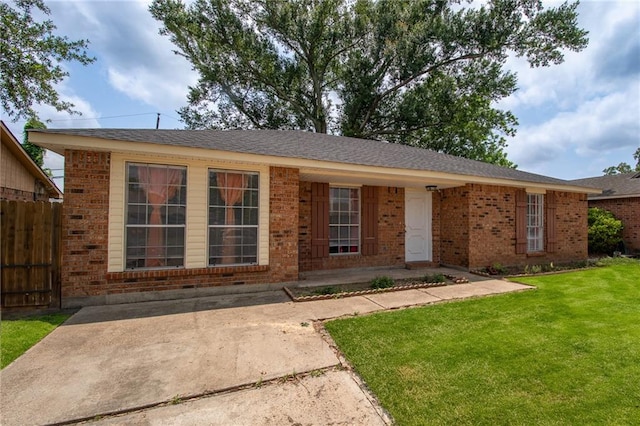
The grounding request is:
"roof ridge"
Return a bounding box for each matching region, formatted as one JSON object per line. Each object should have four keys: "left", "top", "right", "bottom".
{"left": 29, "top": 127, "right": 585, "bottom": 188}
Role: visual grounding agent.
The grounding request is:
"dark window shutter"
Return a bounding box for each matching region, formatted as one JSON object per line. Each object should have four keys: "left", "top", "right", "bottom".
{"left": 361, "top": 186, "right": 379, "bottom": 256}
{"left": 311, "top": 182, "right": 329, "bottom": 258}
{"left": 546, "top": 192, "right": 557, "bottom": 253}
{"left": 516, "top": 189, "right": 527, "bottom": 254}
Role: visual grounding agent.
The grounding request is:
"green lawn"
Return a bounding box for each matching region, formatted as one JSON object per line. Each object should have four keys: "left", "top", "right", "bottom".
{"left": 325, "top": 260, "right": 640, "bottom": 425}
{"left": 1, "top": 313, "right": 70, "bottom": 369}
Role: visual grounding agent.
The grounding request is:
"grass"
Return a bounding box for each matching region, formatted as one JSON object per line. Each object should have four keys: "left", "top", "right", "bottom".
{"left": 325, "top": 260, "right": 640, "bottom": 425}
{"left": 1, "top": 313, "right": 70, "bottom": 369}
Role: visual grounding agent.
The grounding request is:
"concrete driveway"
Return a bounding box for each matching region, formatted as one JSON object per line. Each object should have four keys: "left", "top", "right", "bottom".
{"left": 0, "top": 280, "right": 530, "bottom": 425}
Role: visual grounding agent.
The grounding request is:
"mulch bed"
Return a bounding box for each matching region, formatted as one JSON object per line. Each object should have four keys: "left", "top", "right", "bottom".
{"left": 284, "top": 275, "right": 469, "bottom": 302}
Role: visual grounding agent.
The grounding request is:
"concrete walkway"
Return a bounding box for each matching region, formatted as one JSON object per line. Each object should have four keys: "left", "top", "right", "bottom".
{"left": 0, "top": 279, "right": 531, "bottom": 426}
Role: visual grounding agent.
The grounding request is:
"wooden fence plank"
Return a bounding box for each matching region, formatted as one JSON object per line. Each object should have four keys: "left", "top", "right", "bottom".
{"left": 51, "top": 202, "right": 62, "bottom": 308}
{"left": 1, "top": 200, "right": 59, "bottom": 308}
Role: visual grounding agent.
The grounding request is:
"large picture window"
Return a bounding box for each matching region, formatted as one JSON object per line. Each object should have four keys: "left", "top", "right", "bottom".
{"left": 527, "top": 194, "right": 544, "bottom": 252}
{"left": 329, "top": 187, "right": 360, "bottom": 254}
{"left": 208, "top": 169, "right": 259, "bottom": 265}
{"left": 125, "top": 163, "right": 187, "bottom": 269}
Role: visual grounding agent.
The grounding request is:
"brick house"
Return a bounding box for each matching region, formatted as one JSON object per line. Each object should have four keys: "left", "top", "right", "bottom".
{"left": 571, "top": 172, "right": 640, "bottom": 253}
{"left": 1, "top": 121, "right": 62, "bottom": 201}
{"left": 29, "top": 129, "right": 598, "bottom": 307}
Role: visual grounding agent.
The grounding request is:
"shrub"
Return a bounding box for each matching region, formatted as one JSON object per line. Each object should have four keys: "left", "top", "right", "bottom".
{"left": 370, "top": 276, "right": 395, "bottom": 289}
{"left": 588, "top": 208, "right": 623, "bottom": 255}
{"left": 313, "top": 286, "right": 339, "bottom": 295}
{"left": 423, "top": 273, "right": 445, "bottom": 283}
{"left": 486, "top": 263, "right": 507, "bottom": 275}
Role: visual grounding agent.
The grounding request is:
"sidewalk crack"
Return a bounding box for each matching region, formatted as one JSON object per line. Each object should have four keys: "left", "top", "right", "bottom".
{"left": 362, "top": 295, "right": 387, "bottom": 309}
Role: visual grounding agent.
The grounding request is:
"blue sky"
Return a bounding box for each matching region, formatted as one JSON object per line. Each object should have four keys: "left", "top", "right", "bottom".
{"left": 3, "top": 0, "right": 639, "bottom": 189}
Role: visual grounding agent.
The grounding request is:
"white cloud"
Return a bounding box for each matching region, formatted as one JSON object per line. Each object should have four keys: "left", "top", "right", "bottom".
{"left": 107, "top": 64, "right": 195, "bottom": 109}
{"left": 36, "top": 94, "right": 101, "bottom": 129}
{"left": 501, "top": 0, "right": 640, "bottom": 178}
{"left": 507, "top": 84, "right": 640, "bottom": 171}
{"left": 49, "top": 0, "right": 198, "bottom": 112}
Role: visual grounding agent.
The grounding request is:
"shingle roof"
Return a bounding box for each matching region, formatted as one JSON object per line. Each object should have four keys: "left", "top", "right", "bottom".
{"left": 32, "top": 128, "right": 581, "bottom": 188}
{"left": 571, "top": 172, "right": 640, "bottom": 199}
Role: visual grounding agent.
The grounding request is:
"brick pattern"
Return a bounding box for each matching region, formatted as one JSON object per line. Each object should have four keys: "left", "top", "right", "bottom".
{"left": 0, "top": 186, "right": 49, "bottom": 201}
{"left": 589, "top": 197, "right": 640, "bottom": 251}
{"left": 61, "top": 154, "right": 300, "bottom": 298}
{"left": 60, "top": 148, "right": 591, "bottom": 301}
{"left": 439, "top": 184, "right": 588, "bottom": 269}
{"left": 267, "top": 167, "right": 299, "bottom": 281}
{"left": 467, "top": 184, "right": 516, "bottom": 267}
{"left": 439, "top": 186, "right": 470, "bottom": 267}
{"left": 298, "top": 183, "right": 405, "bottom": 272}
{"left": 431, "top": 193, "right": 441, "bottom": 264}
{"left": 62, "top": 150, "right": 111, "bottom": 298}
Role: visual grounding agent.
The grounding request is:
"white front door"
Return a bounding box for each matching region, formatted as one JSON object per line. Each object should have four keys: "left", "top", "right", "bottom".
{"left": 405, "top": 189, "right": 432, "bottom": 262}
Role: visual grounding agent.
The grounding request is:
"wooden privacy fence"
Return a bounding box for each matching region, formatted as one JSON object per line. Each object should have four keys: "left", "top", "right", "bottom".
{"left": 1, "top": 200, "right": 62, "bottom": 309}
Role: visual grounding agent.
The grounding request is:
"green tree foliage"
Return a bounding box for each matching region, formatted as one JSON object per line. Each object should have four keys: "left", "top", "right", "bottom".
{"left": 22, "top": 118, "right": 46, "bottom": 167}
{"left": 150, "top": 0, "right": 588, "bottom": 166}
{"left": 587, "top": 207, "right": 623, "bottom": 255}
{"left": 603, "top": 147, "right": 640, "bottom": 175}
{"left": 0, "top": 0, "right": 95, "bottom": 121}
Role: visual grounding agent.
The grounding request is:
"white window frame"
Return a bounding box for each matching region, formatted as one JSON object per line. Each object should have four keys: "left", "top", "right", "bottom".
{"left": 124, "top": 162, "right": 187, "bottom": 270}
{"left": 207, "top": 169, "right": 259, "bottom": 266}
{"left": 108, "top": 154, "right": 271, "bottom": 273}
{"left": 527, "top": 193, "right": 544, "bottom": 252}
{"left": 329, "top": 186, "right": 360, "bottom": 255}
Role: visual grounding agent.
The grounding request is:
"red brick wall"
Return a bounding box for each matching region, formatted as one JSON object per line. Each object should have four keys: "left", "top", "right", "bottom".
{"left": 61, "top": 154, "right": 299, "bottom": 301}
{"left": 298, "top": 182, "right": 405, "bottom": 272}
{"left": 589, "top": 197, "right": 640, "bottom": 251}
{"left": 431, "top": 192, "right": 441, "bottom": 264}
{"left": 62, "top": 150, "right": 111, "bottom": 298}
{"left": 0, "top": 184, "right": 50, "bottom": 201}
{"left": 439, "top": 184, "right": 588, "bottom": 269}
{"left": 467, "top": 184, "right": 517, "bottom": 267}
{"left": 554, "top": 191, "right": 589, "bottom": 262}
{"left": 267, "top": 166, "right": 299, "bottom": 281}
{"left": 1, "top": 187, "right": 35, "bottom": 201}
{"left": 439, "top": 186, "right": 470, "bottom": 267}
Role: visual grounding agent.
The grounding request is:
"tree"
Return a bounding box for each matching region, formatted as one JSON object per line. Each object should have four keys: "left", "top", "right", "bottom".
{"left": 150, "top": 0, "right": 588, "bottom": 166}
{"left": 587, "top": 207, "right": 623, "bottom": 255}
{"left": 602, "top": 148, "right": 640, "bottom": 175}
{"left": 1, "top": 0, "right": 95, "bottom": 121}
{"left": 22, "top": 118, "right": 46, "bottom": 167}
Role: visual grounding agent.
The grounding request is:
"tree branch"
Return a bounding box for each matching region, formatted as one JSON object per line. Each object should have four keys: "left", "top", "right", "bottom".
{"left": 357, "top": 51, "right": 484, "bottom": 133}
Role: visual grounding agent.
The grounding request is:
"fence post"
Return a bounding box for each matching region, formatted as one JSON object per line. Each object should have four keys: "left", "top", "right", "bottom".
{"left": 51, "top": 202, "right": 63, "bottom": 309}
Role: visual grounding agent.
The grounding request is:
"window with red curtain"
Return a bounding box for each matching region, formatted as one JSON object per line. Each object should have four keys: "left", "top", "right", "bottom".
{"left": 125, "top": 163, "right": 186, "bottom": 269}
{"left": 208, "top": 169, "right": 259, "bottom": 266}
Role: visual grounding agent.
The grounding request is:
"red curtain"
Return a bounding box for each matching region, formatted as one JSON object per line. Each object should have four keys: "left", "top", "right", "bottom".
{"left": 138, "top": 166, "right": 183, "bottom": 267}
{"left": 217, "top": 173, "right": 248, "bottom": 264}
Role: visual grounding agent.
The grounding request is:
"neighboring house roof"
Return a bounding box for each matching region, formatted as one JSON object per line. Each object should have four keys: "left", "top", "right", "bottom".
{"left": 571, "top": 172, "right": 640, "bottom": 200}
{"left": 29, "top": 128, "right": 599, "bottom": 194}
{"left": 1, "top": 121, "right": 63, "bottom": 199}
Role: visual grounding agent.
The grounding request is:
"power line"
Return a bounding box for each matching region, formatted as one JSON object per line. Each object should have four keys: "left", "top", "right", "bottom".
{"left": 45, "top": 112, "right": 180, "bottom": 122}
{"left": 11, "top": 112, "right": 184, "bottom": 125}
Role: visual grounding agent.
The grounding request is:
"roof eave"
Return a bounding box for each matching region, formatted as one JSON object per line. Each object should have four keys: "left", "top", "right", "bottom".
{"left": 28, "top": 131, "right": 595, "bottom": 195}
{"left": 588, "top": 194, "right": 640, "bottom": 201}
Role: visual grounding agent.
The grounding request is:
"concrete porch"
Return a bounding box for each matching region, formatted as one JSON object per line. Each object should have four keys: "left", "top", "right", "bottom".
{"left": 296, "top": 265, "right": 488, "bottom": 288}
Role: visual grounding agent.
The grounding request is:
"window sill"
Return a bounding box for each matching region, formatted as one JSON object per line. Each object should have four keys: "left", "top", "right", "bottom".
{"left": 107, "top": 264, "right": 269, "bottom": 281}
{"left": 526, "top": 252, "right": 546, "bottom": 258}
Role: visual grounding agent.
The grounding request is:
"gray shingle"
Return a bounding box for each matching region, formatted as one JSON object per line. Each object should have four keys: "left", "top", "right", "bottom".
{"left": 571, "top": 172, "right": 640, "bottom": 199}
{"left": 32, "top": 128, "right": 580, "bottom": 187}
